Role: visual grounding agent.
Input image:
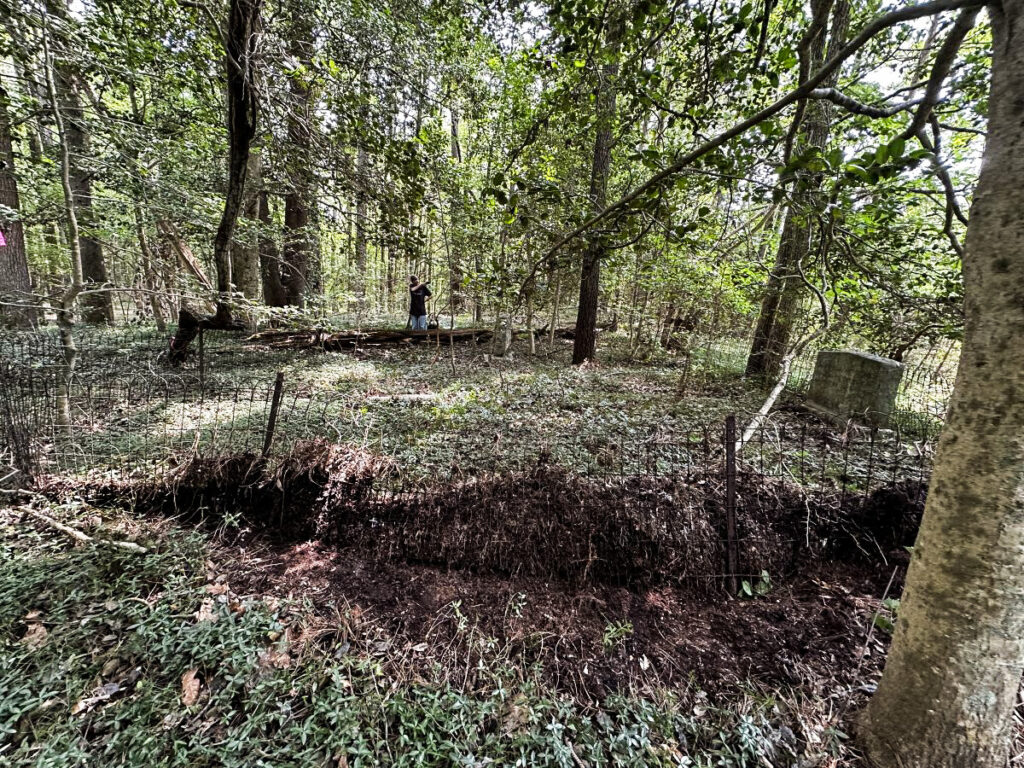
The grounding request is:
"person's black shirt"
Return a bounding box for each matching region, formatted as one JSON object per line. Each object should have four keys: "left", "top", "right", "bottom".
{"left": 410, "top": 284, "right": 431, "bottom": 316}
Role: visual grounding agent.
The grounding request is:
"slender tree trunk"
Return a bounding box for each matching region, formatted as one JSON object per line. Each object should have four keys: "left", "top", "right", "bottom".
{"left": 0, "top": 84, "right": 34, "bottom": 327}
{"left": 132, "top": 202, "right": 166, "bottom": 332}
{"left": 258, "top": 191, "right": 287, "bottom": 307}
{"left": 353, "top": 147, "right": 369, "bottom": 312}
{"left": 448, "top": 101, "right": 466, "bottom": 312}
{"left": 572, "top": 19, "right": 623, "bottom": 365}
{"left": 746, "top": 0, "right": 849, "bottom": 379}
{"left": 43, "top": 25, "right": 83, "bottom": 427}
{"left": 860, "top": 5, "right": 1024, "bottom": 767}
{"left": 47, "top": 2, "right": 112, "bottom": 324}
{"left": 549, "top": 271, "right": 561, "bottom": 347}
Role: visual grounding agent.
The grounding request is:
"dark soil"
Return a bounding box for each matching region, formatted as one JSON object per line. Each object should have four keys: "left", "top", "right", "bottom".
{"left": 220, "top": 538, "right": 898, "bottom": 698}
{"left": 49, "top": 438, "right": 925, "bottom": 698}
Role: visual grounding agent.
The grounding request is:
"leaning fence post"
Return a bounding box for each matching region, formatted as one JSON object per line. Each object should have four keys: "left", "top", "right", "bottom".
{"left": 263, "top": 372, "right": 285, "bottom": 457}
{"left": 724, "top": 413, "right": 739, "bottom": 595}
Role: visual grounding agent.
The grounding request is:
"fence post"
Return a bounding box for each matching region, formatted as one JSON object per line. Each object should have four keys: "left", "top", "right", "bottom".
{"left": 724, "top": 413, "right": 739, "bottom": 595}
{"left": 198, "top": 327, "right": 205, "bottom": 390}
{"left": 263, "top": 372, "right": 285, "bottom": 457}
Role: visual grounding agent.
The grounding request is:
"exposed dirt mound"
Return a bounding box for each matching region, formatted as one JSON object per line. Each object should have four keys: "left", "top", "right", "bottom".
{"left": 70, "top": 439, "right": 924, "bottom": 599}
{"left": 324, "top": 468, "right": 809, "bottom": 592}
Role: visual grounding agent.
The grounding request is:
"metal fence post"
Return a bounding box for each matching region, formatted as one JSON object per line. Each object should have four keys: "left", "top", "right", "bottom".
{"left": 725, "top": 413, "right": 739, "bottom": 595}
{"left": 262, "top": 372, "right": 285, "bottom": 457}
{"left": 198, "top": 327, "right": 205, "bottom": 390}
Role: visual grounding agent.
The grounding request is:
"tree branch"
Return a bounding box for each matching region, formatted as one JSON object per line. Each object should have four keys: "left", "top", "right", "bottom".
{"left": 807, "top": 87, "right": 925, "bottom": 117}
{"left": 539, "top": 0, "right": 985, "bottom": 263}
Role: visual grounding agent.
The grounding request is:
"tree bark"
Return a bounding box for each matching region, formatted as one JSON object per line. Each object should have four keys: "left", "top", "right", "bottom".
{"left": 43, "top": 24, "right": 83, "bottom": 427}
{"left": 232, "top": 148, "right": 262, "bottom": 301}
{"left": 169, "top": 0, "right": 261, "bottom": 362}
{"left": 860, "top": 4, "right": 1024, "bottom": 767}
{"left": 258, "top": 191, "right": 287, "bottom": 307}
{"left": 352, "top": 146, "right": 369, "bottom": 312}
{"left": 0, "top": 84, "right": 34, "bottom": 327}
{"left": 210, "top": 0, "right": 261, "bottom": 319}
{"left": 572, "top": 18, "right": 623, "bottom": 365}
{"left": 746, "top": 0, "right": 849, "bottom": 379}
{"left": 47, "top": 0, "right": 112, "bottom": 324}
{"left": 281, "top": 0, "right": 317, "bottom": 307}
{"left": 132, "top": 202, "right": 166, "bottom": 332}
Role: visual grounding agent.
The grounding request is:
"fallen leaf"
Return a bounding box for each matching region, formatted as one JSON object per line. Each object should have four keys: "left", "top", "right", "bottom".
{"left": 257, "top": 649, "right": 292, "bottom": 670}
{"left": 181, "top": 668, "right": 201, "bottom": 706}
{"left": 206, "top": 583, "right": 229, "bottom": 596}
{"left": 194, "top": 598, "right": 218, "bottom": 623}
{"left": 72, "top": 682, "right": 121, "bottom": 715}
{"left": 21, "top": 612, "right": 48, "bottom": 650}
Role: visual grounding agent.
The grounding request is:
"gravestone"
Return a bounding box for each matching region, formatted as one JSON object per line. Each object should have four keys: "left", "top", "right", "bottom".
{"left": 805, "top": 349, "right": 903, "bottom": 427}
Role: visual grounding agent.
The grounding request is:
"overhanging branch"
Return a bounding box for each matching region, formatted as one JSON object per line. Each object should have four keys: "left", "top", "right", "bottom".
{"left": 539, "top": 0, "right": 985, "bottom": 262}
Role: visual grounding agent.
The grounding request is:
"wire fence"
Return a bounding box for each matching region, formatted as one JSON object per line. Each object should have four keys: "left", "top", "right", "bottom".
{"left": 0, "top": 328, "right": 938, "bottom": 593}
{"left": 0, "top": 324, "right": 946, "bottom": 488}
{"left": 1, "top": 364, "right": 932, "bottom": 498}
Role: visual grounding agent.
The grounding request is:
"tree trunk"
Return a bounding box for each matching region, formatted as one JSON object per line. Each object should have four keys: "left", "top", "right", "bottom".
{"left": 43, "top": 25, "right": 83, "bottom": 428}
{"left": 47, "top": 0, "right": 113, "bottom": 324}
{"left": 352, "top": 146, "right": 369, "bottom": 312}
{"left": 232, "top": 149, "right": 262, "bottom": 301}
{"left": 169, "top": 0, "right": 261, "bottom": 362}
{"left": 281, "top": 0, "right": 317, "bottom": 308}
{"left": 572, "top": 19, "right": 623, "bottom": 365}
{"left": 259, "top": 191, "right": 287, "bottom": 307}
{"left": 745, "top": 0, "right": 849, "bottom": 379}
{"left": 0, "top": 84, "right": 34, "bottom": 327}
{"left": 860, "top": 5, "right": 1024, "bottom": 767}
{"left": 132, "top": 202, "right": 166, "bottom": 332}
{"left": 210, "top": 0, "right": 261, "bottom": 317}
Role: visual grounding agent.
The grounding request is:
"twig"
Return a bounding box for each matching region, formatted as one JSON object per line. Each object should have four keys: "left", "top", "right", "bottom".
{"left": 20, "top": 506, "right": 148, "bottom": 553}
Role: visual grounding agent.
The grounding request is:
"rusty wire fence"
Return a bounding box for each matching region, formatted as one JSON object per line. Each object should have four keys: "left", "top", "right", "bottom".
{"left": 1, "top": 362, "right": 932, "bottom": 500}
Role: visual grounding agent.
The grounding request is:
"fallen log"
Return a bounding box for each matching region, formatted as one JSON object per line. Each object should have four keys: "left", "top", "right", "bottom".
{"left": 246, "top": 327, "right": 494, "bottom": 351}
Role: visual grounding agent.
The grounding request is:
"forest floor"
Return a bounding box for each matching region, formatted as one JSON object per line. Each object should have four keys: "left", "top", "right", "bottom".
{"left": 0, "top": 327, "right": 1002, "bottom": 766}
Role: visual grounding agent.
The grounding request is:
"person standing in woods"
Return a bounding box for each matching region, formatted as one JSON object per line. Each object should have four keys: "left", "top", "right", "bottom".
{"left": 408, "top": 275, "right": 431, "bottom": 330}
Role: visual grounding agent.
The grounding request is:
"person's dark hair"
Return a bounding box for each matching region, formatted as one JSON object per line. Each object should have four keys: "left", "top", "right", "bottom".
{"left": 409, "top": 275, "right": 418, "bottom": 284}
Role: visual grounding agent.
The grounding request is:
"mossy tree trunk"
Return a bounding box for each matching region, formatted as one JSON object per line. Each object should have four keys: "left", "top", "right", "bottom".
{"left": 861, "top": 3, "right": 1024, "bottom": 765}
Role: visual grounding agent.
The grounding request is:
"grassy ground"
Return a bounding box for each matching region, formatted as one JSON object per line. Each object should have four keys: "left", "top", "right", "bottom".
{"left": 9, "top": 325, "right": 937, "bottom": 487}
{"left": 0, "top": 502, "right": 857, "bottom": 768}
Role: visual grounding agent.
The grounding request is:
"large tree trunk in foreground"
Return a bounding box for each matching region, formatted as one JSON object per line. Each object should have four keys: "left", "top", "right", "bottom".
{"left": 211, "top": 0, "right": 261, "bottom": 313}
{"left": 572, "top": 20, "right": 622, "bottom": 365}
{"left": 0, "top": 84, "right": 34, "bottom": 327}
{"left": 233, "top": 149, "right": 262, "bottom": 301}
{"left": 861, "top": 4, "right": 1024, "bottom": 766}
{"left": 746, "top": 0, "right": 848, "bottom": 379}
